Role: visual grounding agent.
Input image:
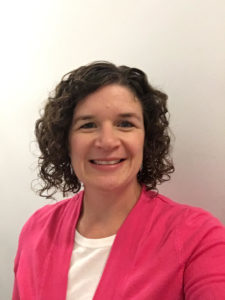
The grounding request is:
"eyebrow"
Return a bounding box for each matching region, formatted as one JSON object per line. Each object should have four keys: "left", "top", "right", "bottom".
{"left": 73, "top": 112, "right": 142, "bottom": 124}
{"left": 72, "top": 115, "right": 94, "bottom": 125}
{"left": 117, "top": 113, "right": 142, "bottom": 121}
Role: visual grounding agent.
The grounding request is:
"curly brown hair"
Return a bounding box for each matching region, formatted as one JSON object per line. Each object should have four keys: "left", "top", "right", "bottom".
{"left": 35, "top": 61, "right": 174, "bottom": 198}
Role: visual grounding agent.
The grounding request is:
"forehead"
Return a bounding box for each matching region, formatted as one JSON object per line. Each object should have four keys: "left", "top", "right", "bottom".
{"left": 74, "top": 84, "right": 143, "bottom": 116}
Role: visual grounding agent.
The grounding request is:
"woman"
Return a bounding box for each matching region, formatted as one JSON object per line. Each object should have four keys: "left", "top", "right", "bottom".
{"left": 13, "top": 62, "right": 225, "bottom": 299}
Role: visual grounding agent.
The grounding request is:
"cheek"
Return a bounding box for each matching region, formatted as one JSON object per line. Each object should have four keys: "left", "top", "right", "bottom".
{"left": 69, "top": 134, "right": 93, "bottom": 161}
{"left": 69, "top": 135, "right": 81, "bottom": 158}
{"left": 130, "top": 135, "right": 145, "bottom": 159}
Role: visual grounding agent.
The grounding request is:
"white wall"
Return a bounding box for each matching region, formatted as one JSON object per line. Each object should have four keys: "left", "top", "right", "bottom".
{"left": 1, "top": 0, "right": 225, "bottom": 298}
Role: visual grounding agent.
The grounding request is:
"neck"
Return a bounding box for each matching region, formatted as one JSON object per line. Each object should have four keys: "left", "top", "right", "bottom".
{"left": 77, "top": 182, "right": 142, "bottom": 238}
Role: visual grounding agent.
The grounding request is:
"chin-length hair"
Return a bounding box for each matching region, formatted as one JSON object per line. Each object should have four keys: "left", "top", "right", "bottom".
{"left": 34, "top": 61, "right": 174, "bottom": 198}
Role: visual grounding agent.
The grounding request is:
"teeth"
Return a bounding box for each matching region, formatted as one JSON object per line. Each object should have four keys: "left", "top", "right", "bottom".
{"left": 92, "top": 160, "right": 121, "bottom": 165}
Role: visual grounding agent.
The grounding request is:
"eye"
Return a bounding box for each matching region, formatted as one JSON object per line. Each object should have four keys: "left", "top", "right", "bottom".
{"left": 117, "top": 120, "right": 134, "bottom": 128}
{"left": 79, "top": 122, "right": 97, "bottom": 129}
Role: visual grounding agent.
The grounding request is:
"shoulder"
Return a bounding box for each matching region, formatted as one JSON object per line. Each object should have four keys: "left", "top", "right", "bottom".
{"left": 145, "top": 188, "right": 223, "bottom": 224}
{"left": 141, "top": 188, "right": 225, "bottom": 267}
{"left": 14, "top": 191, "right": 83, "bottom": 273}
{"left": 142, "top": 188, "right": 225, "bottom": 241}
{"left": 141, "top": 189, "right": 225, "bottom": 296}
{"left": 158, "top": 192, "right": 224, "bottom": 229}
{"left": 18, "top": 191, "right": 83, "bottom": 244}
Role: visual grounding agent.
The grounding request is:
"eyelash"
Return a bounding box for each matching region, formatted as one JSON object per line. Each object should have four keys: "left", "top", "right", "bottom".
{"left": 78, "top": 120, "right": 135, "bottom": 130}
{"left": 79, "top": 122, "right": 96, "bottom": 129}
{"left": 117, "top": 120, "right": 134, "bottom": 128}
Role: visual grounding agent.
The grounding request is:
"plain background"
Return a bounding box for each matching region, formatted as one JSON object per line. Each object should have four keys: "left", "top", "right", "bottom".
{"left": 0, "top": 0, "right": 225, "bottom": 298}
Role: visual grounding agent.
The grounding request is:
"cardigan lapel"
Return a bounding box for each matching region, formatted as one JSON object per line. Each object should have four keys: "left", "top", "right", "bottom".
{"left": 93, "top": 187, "right": 156, "bottom": 299}
{"left": 40, "top": 191, "right": 83, "bottom": 300}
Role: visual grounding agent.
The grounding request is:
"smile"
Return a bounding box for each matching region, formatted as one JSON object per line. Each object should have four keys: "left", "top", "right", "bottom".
{"left": 90, "top": 159, "right": 125, "bottom": 165}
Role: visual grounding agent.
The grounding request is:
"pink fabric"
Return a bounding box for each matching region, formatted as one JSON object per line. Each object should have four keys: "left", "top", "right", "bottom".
{"left": 13, "top": 187, "right": 225, "bottom": 299}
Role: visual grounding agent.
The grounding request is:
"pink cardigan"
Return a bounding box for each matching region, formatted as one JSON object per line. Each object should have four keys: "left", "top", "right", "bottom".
{"left": 13, "top": 187, "right": 225, "bottom": 299}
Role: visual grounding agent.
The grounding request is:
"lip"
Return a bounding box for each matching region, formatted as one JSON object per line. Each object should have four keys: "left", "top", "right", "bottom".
{"left": 89, "top": 158, "right": 126, "bottom": 170}
{"left": 90, "top": 158, "right": 125, "bottom": 161}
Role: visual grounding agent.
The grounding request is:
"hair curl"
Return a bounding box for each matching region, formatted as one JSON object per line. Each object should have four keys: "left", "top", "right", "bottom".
{"left": 35, "top": 61, "right": 174, "bottom": 198}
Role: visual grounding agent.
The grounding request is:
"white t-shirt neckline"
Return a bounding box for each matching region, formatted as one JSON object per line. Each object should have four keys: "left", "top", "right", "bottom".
{"left": 75, "top": 230, "right": 116, "bottom": 248}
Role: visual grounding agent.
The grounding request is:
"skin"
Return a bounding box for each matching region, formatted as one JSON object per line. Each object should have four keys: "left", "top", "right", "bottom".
{"left": 68, "top": 84, "right": 145, "bottom": 238}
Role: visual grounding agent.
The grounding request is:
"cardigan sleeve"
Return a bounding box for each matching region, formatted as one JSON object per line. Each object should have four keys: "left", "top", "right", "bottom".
{"left": 12, "top": 229, "right": 24, "bottom": 300}
{"left": 12, "top": 204, "right": 51, "bottom": 300}
{"left": 182, "top": 209, "right": 225, "bottom": 299}
{"left": 12, "top": 195, "right": 81, "bottom": 300}
{"left": 12, "top": 214, "right": 34, "bottom": 300}
{"left": 12, "top": 277, "right": 20, "bottom": 300}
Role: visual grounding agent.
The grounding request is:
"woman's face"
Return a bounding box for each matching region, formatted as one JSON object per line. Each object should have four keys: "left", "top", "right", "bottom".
{"left": 68, "top": 84, "right": 145, "bottom": 192}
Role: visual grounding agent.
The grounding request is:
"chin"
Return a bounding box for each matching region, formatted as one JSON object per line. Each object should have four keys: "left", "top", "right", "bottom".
{"left": 84, "top": 176, "right": 139, "bottom": 193}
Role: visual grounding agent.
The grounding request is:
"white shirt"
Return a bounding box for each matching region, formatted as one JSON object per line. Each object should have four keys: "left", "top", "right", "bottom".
{"left": 66, "top": 230, "right": 116, "bottom": 300}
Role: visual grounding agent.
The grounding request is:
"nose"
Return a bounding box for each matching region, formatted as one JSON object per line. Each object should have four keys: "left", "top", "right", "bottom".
{"left": 94, "top": 124, "right": 120, "bottom": 150}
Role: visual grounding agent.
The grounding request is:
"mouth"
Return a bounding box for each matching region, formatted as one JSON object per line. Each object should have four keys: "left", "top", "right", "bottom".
{"left": 90, "top": 159, "right": 125, "bottom": 165}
